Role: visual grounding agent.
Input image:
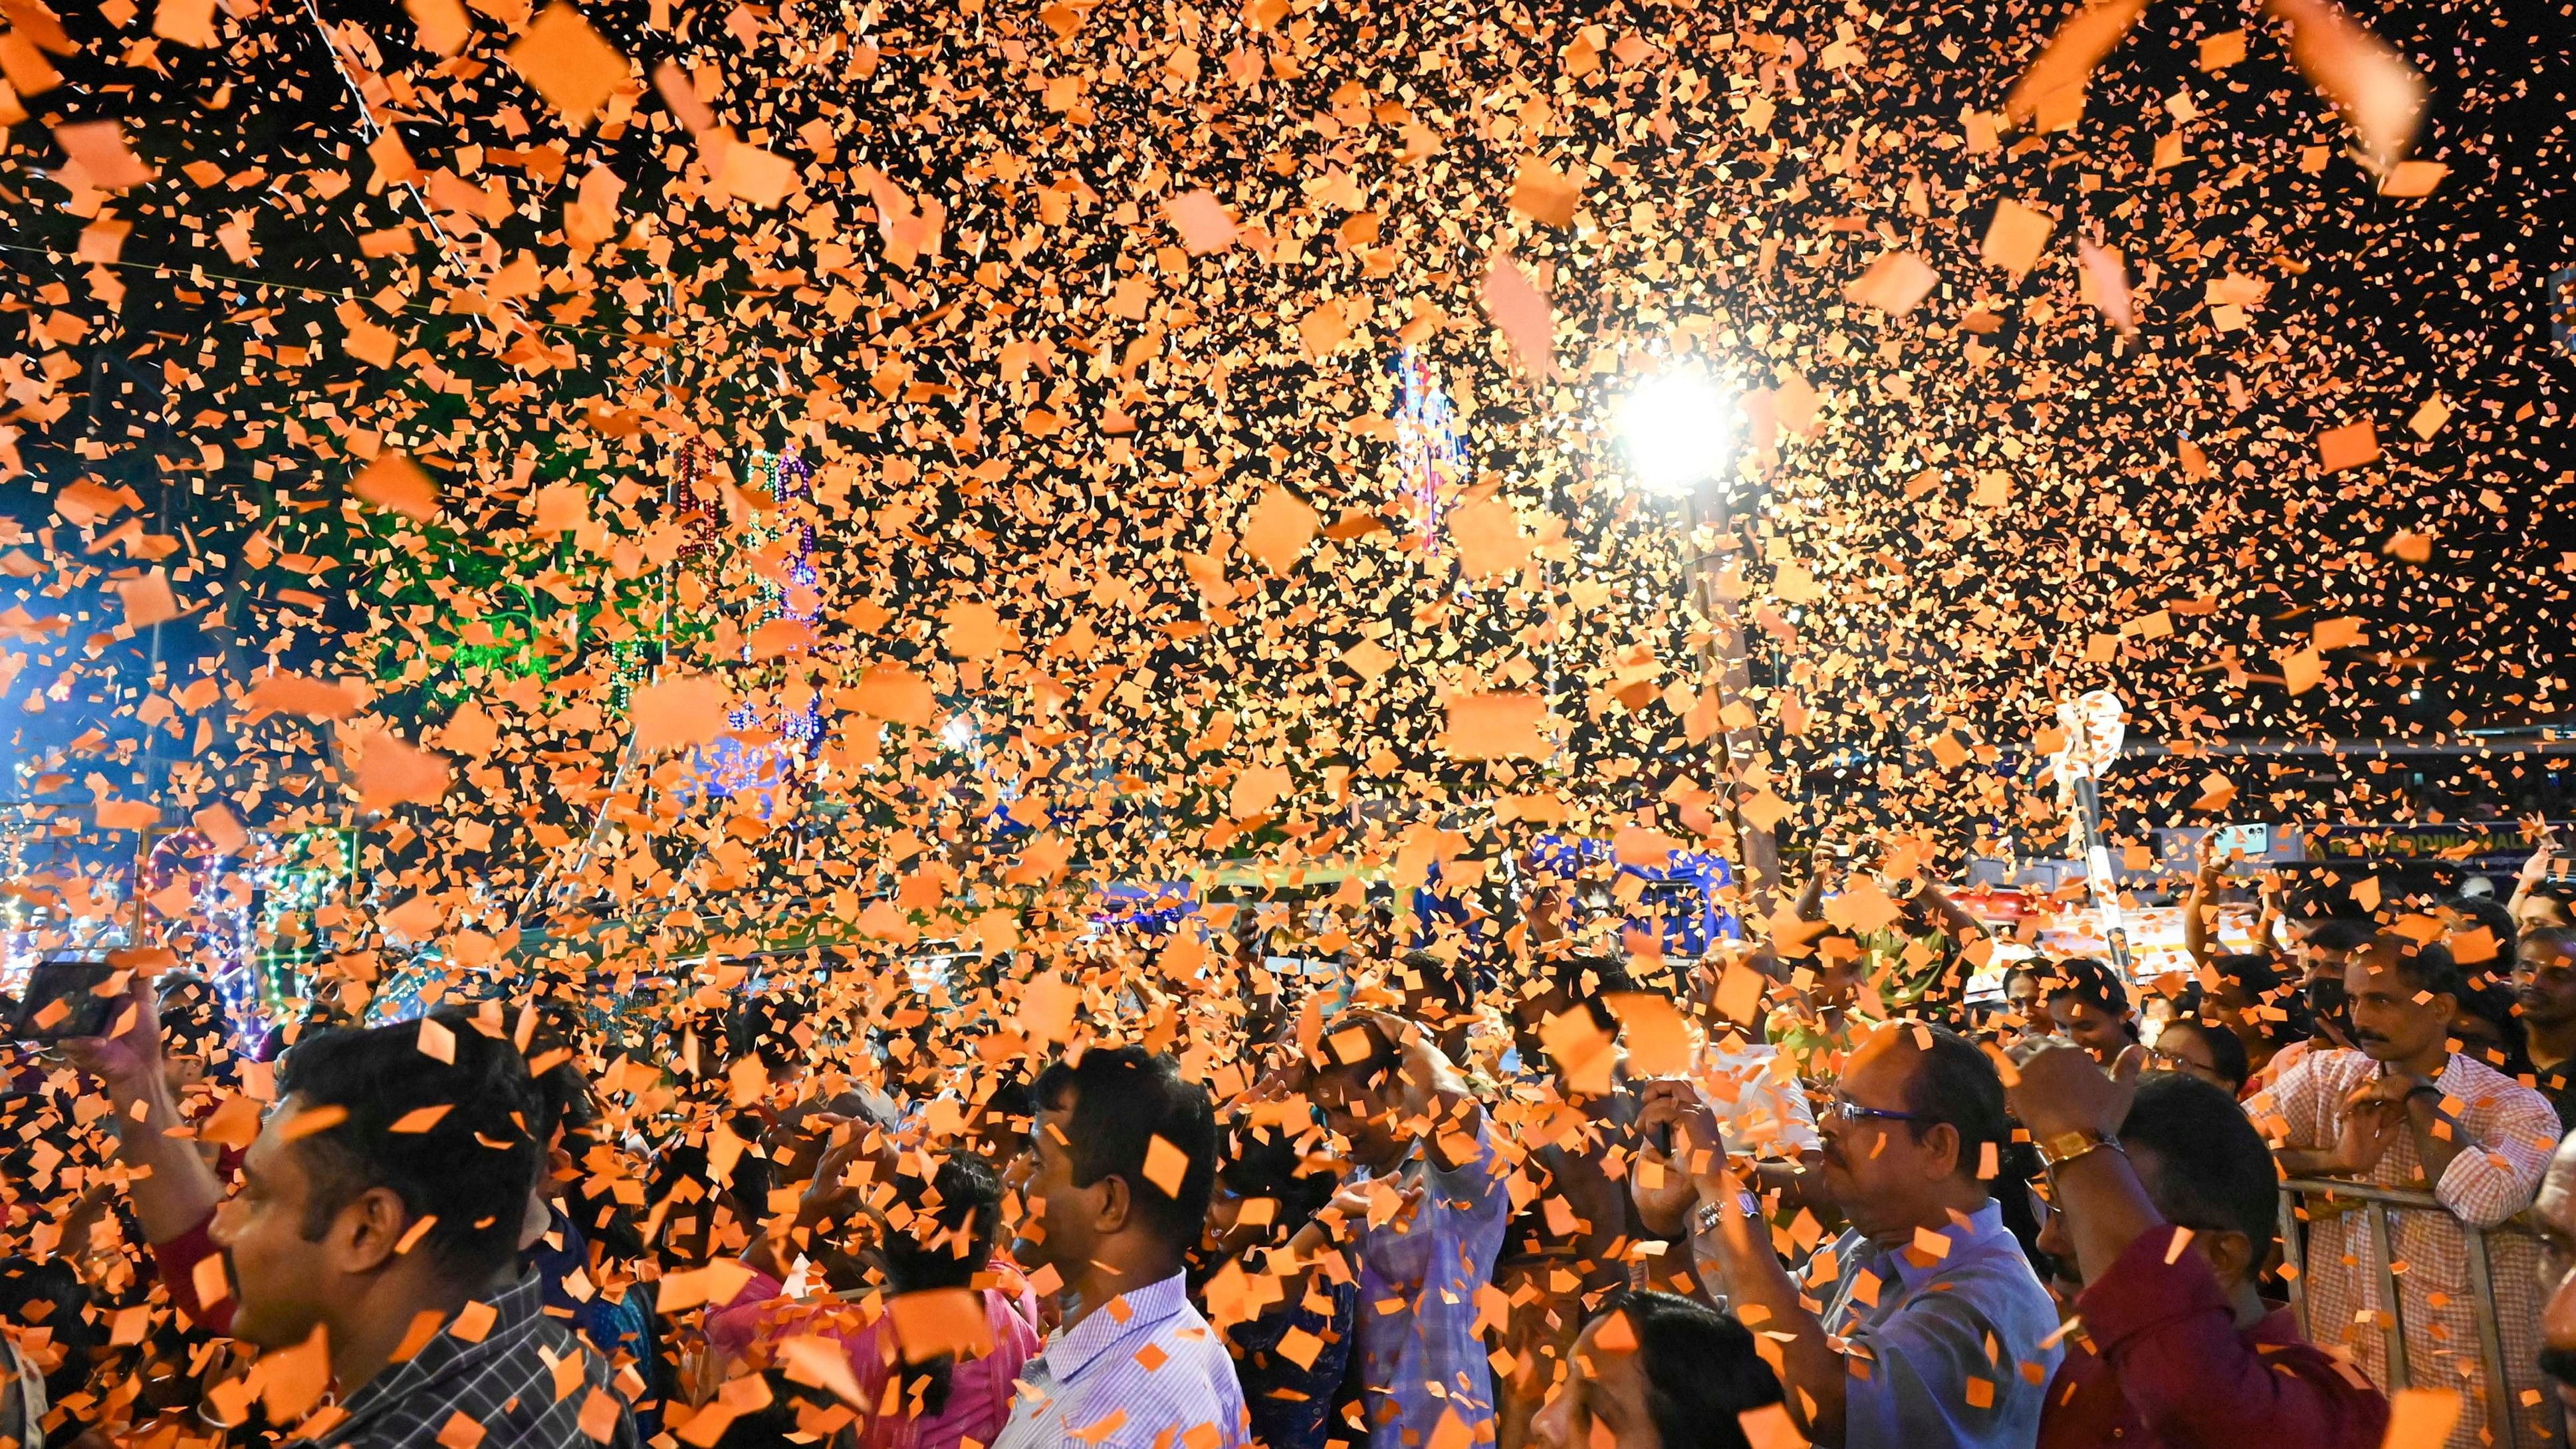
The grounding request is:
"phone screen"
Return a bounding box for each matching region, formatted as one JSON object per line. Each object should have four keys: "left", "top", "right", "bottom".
{"left": 9, "top": 960, "right": 126, "bottom": 1042}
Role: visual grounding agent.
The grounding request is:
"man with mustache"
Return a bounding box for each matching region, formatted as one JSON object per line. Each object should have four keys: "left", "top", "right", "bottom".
{"left": 2250, "top": 936, "right": 2558, "bottom": 1449}
{"left": 1641, "top": 1020, "right": 2061, "bottom": 1449}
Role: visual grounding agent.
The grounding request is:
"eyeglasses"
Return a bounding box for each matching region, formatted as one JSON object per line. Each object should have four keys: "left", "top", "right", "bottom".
{"left": 1821, "top": 1095, "right": 1931, "bottom": 1129}
{"left": 2145, "top": 1046, "right": 2215, "bottom": 1075}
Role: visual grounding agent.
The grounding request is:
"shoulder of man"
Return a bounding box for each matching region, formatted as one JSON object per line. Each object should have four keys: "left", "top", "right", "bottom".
{"left": 2440, "top": 1054, "right": 2563, "bottom": 1134}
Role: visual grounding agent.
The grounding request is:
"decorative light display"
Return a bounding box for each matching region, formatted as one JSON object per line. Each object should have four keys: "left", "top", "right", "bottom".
{"left": 671, "top": 439, "right": 726, "bottom": 567}
{"left": 687, "top": 447, "right": 826, "bottom": 814}
{"left": 140, "top": 827, "right": 260, "bottom": 1034}
{"left": 1391, "top": 346, "right": 1465, "bottom": 552}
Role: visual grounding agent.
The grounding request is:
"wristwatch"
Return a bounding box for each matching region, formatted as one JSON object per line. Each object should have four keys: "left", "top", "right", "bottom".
{"left": 1693, "top": 1191, "right": 1764, "bottom": 1234}
{"left": 2037, "top": 1129, "right": 2123, "bottom": 1170}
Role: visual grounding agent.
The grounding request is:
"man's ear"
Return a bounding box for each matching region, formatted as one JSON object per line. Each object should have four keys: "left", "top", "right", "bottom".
{"left": 1092, "top": 1173, "right": 1134, "bottom": 1236}
{"left": 2202, "top": 1227, "right": 2262, "bottom": 1287}
{"left": 1918, "top": 1121, "right": 1963, "bottom": 1181}
{"left": 329, "top": 1186, "right": 414, "bottom": 1275}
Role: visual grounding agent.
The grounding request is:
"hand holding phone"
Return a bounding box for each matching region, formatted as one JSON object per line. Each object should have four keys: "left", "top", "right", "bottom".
{"left": 9, "top": 960, "right": 128, "bottom": 1042}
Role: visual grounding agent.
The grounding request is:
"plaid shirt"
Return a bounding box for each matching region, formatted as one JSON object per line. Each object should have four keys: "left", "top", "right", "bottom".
{"left": 290, "top": 1271, "right": 638, "bottom": 1449}
{"left": 2250, "top": 1048, "right": 2558, "bottom": 1449}
{"left": 1349, "top": 1115, "right": 1511, "bottom": 1449}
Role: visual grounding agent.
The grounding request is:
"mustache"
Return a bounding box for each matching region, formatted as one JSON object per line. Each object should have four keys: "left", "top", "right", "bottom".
{"left": 2541, "top": 1345, "right": 2576, "bottom": 1387}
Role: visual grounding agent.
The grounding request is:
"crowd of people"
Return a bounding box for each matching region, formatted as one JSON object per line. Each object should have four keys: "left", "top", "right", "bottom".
{"left": 5, "top": 837, "right": 2576, "bottom": 1449}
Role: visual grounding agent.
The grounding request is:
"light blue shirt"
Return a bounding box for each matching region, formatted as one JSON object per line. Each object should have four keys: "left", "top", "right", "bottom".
{"left": 1351, "top": 1119, "right": 1511, "bottom": 1449}
{"left": 1808, "top": 1200, "right": 2063, "bottom": 1449}
{"left": 991, "top": 1272, "right": 1248, "bottom": 1449}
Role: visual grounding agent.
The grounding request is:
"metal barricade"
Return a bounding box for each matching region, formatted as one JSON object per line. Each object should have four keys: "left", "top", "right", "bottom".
{"left": 2278, "top": 1176, "right": 2561, "bottom": 1449}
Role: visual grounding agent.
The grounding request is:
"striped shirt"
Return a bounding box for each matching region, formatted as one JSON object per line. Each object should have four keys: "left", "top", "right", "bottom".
{"left": 1350, "top": 1116, "right": 1511, "bottom": 1449}
{"left": 990, "top": 1272, "right": 1248, "bottom": 1449}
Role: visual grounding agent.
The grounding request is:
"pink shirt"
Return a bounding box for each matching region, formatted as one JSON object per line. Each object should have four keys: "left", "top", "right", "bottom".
{"left": 708, "top": 1270, "right": 1042, "bottom": 1449}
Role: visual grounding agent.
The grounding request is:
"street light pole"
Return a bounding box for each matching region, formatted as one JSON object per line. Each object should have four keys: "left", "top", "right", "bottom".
{"left": 1680, "top": 491, "right": 1779, "bottom": 919}
{"left": 2051, "top": 689, "right": 2132, "bottom": 976}
{"left": 1616, "top": 368, "right": 1778, "bottom": 919}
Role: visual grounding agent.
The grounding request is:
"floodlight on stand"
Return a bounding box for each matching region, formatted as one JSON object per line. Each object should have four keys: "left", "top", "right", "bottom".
{"left": 1619, "top": 371, "right": 1734, "bottom": 497}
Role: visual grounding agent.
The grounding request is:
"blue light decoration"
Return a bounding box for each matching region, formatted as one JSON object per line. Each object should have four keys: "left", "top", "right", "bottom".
{"left": 1391, "top": 346, "right": 1465, "bottom": 552}
{"left": 686, "top": 448, "right": 826, "bottom": 817}
{"left": 1522, "top": 833, "right": 1741, "bottom": 958}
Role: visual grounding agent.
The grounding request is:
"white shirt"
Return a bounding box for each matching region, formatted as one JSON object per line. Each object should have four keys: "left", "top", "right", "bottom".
{"left": 1695, "top": 1037, "right": 1822, "bottom": 1156}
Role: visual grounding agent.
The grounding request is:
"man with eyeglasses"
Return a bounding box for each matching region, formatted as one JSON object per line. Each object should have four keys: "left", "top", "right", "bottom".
{"left": 1637, "top": 1019, "right": 2061, "bottom": 1449}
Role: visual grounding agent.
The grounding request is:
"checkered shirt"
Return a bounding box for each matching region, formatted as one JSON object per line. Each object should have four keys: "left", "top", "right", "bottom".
{"left": 2250, "top": 1048, "right": 2559, "bottom": 1449}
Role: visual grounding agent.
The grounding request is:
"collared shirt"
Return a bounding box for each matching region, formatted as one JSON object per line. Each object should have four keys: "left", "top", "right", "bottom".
{"left": 2249, "top": 1048, "right": 2558, "bottom": 1449}
{"left": 1806, "top": 1200, "right": 2064, "bottom": 1449}
{"left": 991, "top": 1272, "right": 1247, "bottom": 1449}
{"left": 1351, "top": 1117, "right": 1511, "bottom": 1449}
{"left": 291, "top": 1271, "right": 638, "bottom": 1449}
{"left": 2038, "top": 1223, "right": 2387, "bottom": 1449}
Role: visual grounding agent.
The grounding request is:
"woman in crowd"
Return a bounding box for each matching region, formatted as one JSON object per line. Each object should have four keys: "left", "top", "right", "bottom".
{"left": 2046, "top": 956, "right": 2143, "bottom": 1063}
{"left": 709, "top": 1146, "right": 1040, "bottom": 1449}
{"left": 2145, "top": 1014, "right": 2252, "bottom": 1096}
{"left": 1528, "top": 1291, "right": 1785, "bottom": 1449}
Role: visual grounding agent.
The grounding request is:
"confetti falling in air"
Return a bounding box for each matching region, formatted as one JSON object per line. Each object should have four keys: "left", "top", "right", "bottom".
{"left": 0, "top": 0, "right": 2568, "bottom": 1436}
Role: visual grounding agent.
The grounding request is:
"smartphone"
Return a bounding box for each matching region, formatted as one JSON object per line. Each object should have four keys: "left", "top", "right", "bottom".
{"left": 2211, "top": 824, "right": 2270, "bottom": 860}
{"left": 9, "top": 959, "right": 126, "bottom": 1041}
{"left": 1648, "top": 1120, "right": 1675, "bottom": 1155}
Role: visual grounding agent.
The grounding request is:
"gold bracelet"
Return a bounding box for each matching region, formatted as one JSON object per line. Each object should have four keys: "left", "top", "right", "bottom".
{"left": 2038, "top": 1129, "right": 2123, "bottom": 1171}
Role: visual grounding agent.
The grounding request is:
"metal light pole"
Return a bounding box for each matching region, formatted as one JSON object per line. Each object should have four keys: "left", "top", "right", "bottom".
{"left": 1619, "top": 371, "right": 1779, "bottom": 918}
{"left": 2050, "top": 689, "right": 2131, "bottom": 976}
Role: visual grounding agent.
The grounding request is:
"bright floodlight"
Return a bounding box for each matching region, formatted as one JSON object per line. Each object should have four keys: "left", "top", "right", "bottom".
{"left": 1619, "top": 372, "right": 1732, "bottom": 496}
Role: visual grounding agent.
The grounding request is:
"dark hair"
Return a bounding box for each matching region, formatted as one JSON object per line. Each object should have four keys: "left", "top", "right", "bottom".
{"left": 1530, "top": 953, "right": 1632, "bottom": 1034}
{"left": 733, "top": 993, "right": 810, "bottom": 1073}
{"left": 2209, "top": 951, "right": 2285, "bottom": 1000}
{"left": 2157, "top": 1018, "right": 2251, "bottom": 1093}
{"left": 1897, "top": 1023, "right": 2012, "bottom": 1182}
{"left": 2448, "top": 896, "right": 2522, "bottom": 976}
{"left": 1611, "top": 1290, "right": 1785, "bottom": 1449}
{"left": 2120, "top": 1072, "right": 2278, "bottom": 1247}
{"left": 2045, "top": 957, "right": 2135, "bottom": 1032}
{"left": 0, "top": 1256, "right": 105, "bottom": 1409}
{"left": 1396, "top": 950, "right": 1476, "bottom": 1017}
{"left": 276, "top": 1010, "right": 543, "bottom": 1280}
{"left": 1030, "top": 1047, "right": 1217, "bottom": 1252}
{"left": 1218, "top": 1116, "right": 1336, "bottom": 1239}
{"left": 882, "top": 1155, "right": 1003, "bottom": 1294}
{"left": 879, "top": 1154, "right": 1003, "bottom": 1419}
{"left": 2305, "top": 918, "right": 2378, "bottom": 955}
{"left": 2365, "top": 935, "right": 2464, "bottom": 1001}
{"left": 2527, "top": 925, "right": 2576, "bottom": 964}
{"left": 703, "top": 1369, "right": 847, "bottom": 1449}
{"left": 1312, "top": 1014, "right": 1407, "bottom": 1088}
{"left": 2450, "top": 976, "right": 2525, "bottom": 1067}
{"left": 2208, "top": 952, "right": 2307, "bottom": 1048}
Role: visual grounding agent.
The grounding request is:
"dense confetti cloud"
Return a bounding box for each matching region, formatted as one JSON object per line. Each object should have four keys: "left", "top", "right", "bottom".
{"left": 0, "top": 0, "right": 2569, "bottom": 1432}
